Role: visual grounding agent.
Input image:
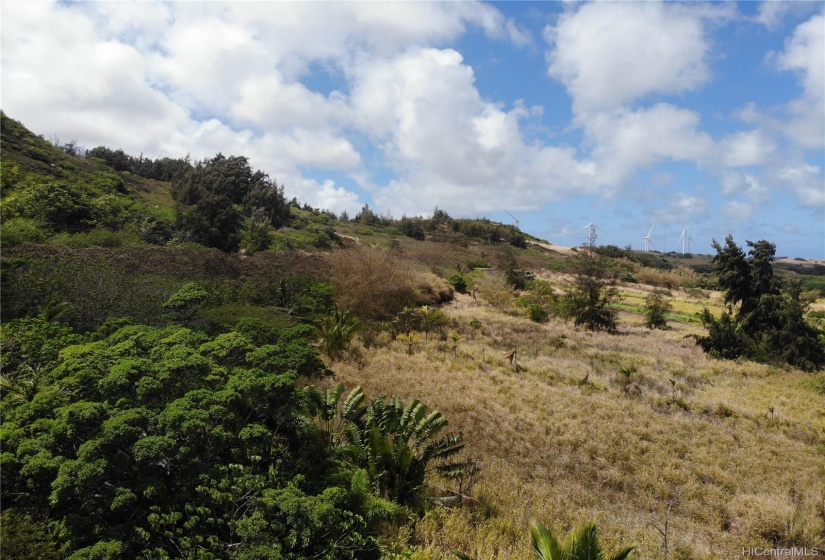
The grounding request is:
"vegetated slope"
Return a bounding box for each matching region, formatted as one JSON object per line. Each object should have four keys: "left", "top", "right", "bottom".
{"left": 2, "top": 113, "right": 824, "bottom": 558}
{"left": 0, "top": 111, "right": 177, "bottom": 222}
{"left": 328, "top": 288, "right": 825, "bottom": 559}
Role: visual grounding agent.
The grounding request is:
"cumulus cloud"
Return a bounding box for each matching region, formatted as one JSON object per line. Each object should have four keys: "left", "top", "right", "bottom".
{"left": 775, "top": 163, "right": 825, "bottom": 207}
{"left": 0, "top": 2, "right": 192, "bottom": 156}
{"left": 581, "top": 104, "right": 714, "bottom": 183}
{"left": 1, "top": 0, "right": 540, "bottom": 216}
{"left": 721, "top": 200, "right": 756, "bottom": 222}
{"left": 545, "top": 1, "right": 712, "bottom": 113}
{"left": 351, "top": 47, "right": 598, "bottom": 215}
{"left": 718, "top": 171, "right": 770, "bottom": 222}
{"left": 718, "top": 129, "right": 776, "bottom": 168}
{"left": 772, "top": 13, "right": 825, "bottom": 149}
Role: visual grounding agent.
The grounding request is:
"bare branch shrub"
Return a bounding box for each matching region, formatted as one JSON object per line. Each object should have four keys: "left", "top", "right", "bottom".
{"left": 326, "top": 246, "right": 452, "bottom": 320}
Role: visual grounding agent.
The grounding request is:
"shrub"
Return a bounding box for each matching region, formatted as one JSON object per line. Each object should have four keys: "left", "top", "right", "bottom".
{"left": 3, "top": 178, "right": 93, "bottom": 232}
{"left": 476, "top": 271, "right": 514, "bottom": 309}
{"left": 317, "top": 306, "right": 361, "bottom": 359}
{"left": 327, "top": 247, "right": 451, "bottom": 320}
{"left": 467, "top": 257, "right": 489, "bottom": 270}
{"left": 526, "top": 304, "right": 548, "bottom": 323}
{"left": 644, "top": 289, "right": 672, "bottom": 329}
{"left": 449, "top": 273, "right": 468, "bottom": 294}
{"left": 0, "top": 218, "right": 46, "bottom": 246}
{"left": 634, "top": 267, "right": 682, "bottom": 289}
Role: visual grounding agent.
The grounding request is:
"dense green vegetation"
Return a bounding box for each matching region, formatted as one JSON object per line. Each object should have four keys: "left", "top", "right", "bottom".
{"left": 1, "top": 316, "right": 475, "bottom": 557}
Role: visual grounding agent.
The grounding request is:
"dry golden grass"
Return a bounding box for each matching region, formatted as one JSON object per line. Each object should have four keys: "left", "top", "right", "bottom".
{"left": 323, "top": 286, "right": 825, "bottom": 559}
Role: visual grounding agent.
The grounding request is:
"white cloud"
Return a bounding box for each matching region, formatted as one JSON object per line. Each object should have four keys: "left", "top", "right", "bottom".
{"left": 775, "top": 163, "right": 825, "bottom": 207}
{"left": 1, "top": 0, "right": 527, "bottom": 216}
{"left": 653, "top": 192, "right": 708, "bottom": 225}
{"left": 581, "top": 104, "right": 714, "bottom": 183}
{"left": 773, "top": 13, "right": 825, "bottom": 149}
{"left": 230, "top": 74, "right": 349, "bottom": 131}
{"left": 285, "top": 176, "right": 363, "bottom": 216}
{"left": 756, "top": 2, "right": 791, "bottom": 28}
{"left": 545, "top": 1, "right": 711, "bottom": 113}
{"left": 755, "top": 1, "right": 821, "bottom": 29}
{"left": 722, "top": 200, "right": 756, "bottom": 222}
{"left": 718, "top": 129, "right": 776, "bottom": 168}
{"left": 0, "top": 2, "right": 192, "bottom": 156}
{"left": 350, "top": 47, "right": 598, "bottom": 215}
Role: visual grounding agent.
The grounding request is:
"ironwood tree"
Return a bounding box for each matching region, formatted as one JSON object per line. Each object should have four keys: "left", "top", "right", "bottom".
{"left": 697, "top": 236, "right": 824, "bottom": 371}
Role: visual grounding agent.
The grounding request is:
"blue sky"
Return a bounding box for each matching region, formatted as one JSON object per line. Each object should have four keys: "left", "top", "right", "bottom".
{"left": 2, "top": 1, "right": 823, "bottom": 258}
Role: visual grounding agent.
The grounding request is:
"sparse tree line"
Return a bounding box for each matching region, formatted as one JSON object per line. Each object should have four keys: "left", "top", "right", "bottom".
{"left": 493, "top": 242, "right": 822, "bottom": 371}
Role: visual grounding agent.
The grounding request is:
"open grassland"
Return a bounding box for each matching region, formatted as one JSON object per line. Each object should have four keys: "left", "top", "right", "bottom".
{"left": 325, "top": 290, "right": 825, "bottom": 559}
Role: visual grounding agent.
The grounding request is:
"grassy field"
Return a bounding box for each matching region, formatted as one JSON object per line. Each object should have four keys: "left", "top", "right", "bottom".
{"left": 323, "top": 287, "right": 825, "bottom": 559}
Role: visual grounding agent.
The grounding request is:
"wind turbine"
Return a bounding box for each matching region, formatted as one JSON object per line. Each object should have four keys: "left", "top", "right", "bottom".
{"left": 642, "top": 225, "right": 655, "bottom": 253}
{"left": 505, "top": 211, "right": 520, "bottom": 230}
{"left": 676, "top": 224, "right": 694, "bottom": 255}
{"left": 575, "top": 221, "right": 604, "bottom": 248}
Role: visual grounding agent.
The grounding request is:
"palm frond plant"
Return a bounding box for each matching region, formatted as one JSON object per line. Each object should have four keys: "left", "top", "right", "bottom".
{"left": 316, "top": 305, "right": 361, "bottom": 359}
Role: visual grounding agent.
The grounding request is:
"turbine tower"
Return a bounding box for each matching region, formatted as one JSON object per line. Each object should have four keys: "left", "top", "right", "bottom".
{"left": 643, "top": 225, "right": 655, "bottom": 253}
{"left": 576, "top": 221, "right": 602, "bottom": 248}
{"left": 677, "top": 224, "right": 694, "bottom": 255}
{"left": 505, "top": 211, "right": 520, "bottom": 230}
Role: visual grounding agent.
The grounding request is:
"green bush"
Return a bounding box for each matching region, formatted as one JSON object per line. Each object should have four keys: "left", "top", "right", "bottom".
{"left": 644, "top": 290, "right": 672, "bottom": 329}
{"left": 467, "top": 258, "right": 489, "bottom": 269}
{"left": 3, "top": 178, "right": 93, "bottom": 232}
{"left": 448, "top": 273, "right": 468, "bottom": 294}
{"left": 49, "top": 228, "right": 146, "bottom": 249}
{"left": 527, "top": 303, "right": 549, "bottom": 323}
{"left": 0, "top": 218, "right": 46, "bottom": 246}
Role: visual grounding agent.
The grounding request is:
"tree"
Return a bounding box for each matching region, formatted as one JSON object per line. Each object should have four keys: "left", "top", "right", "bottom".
{"left": 172, "top": 154, "right": 288, "bottom": 252}
{"left": 563, "top": 248, "right": 620, "bottom": 332}
{"left": 644, "top": 290, "right": 672, "bottom": 329}
{"left": 697, "top": 237, "right": 824, "bottom": 371}
{"left": 711, "top": 235, "right": 752, "bottom": 313}
{"left": 178, "top": 192, "right": 244, "bottom": 252}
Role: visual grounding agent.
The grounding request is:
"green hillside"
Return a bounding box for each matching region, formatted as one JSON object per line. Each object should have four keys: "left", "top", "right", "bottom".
{"left": 2, "top": 113, "right": 824, "bottom": 559}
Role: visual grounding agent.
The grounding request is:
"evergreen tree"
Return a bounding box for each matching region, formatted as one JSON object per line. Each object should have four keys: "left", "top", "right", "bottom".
{"left": 697, "top": 237, "right": 824, "bottom": 371}
{"left": 563, "top": 248, "right": 620, "bottom": 332}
